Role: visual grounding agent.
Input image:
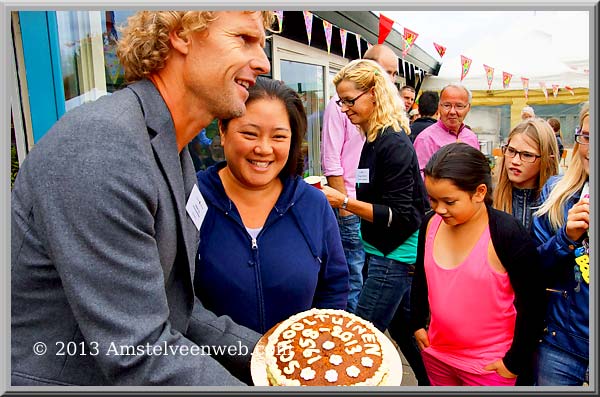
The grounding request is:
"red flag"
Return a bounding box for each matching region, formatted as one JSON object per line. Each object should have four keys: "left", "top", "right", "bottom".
{"left": 502, "top": 71, "right": 512, "bottom": 88}
{"left": 403, "top": 28, "right": 419, "bottom": 56}
{"left": 378, "top": 14, "right": 394, "bottom": 44}
{"left": 433, "top": 42, "right": 446, "bottom": 58}
{"left": 460, "top": 55, "right": 472, "bottom": 81}
{"left": 552, "top": 84, "right": 559, "bottom": 98}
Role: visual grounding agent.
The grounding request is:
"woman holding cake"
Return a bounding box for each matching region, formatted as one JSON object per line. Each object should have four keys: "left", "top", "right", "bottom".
{"left": 321, "top": 59, "right": 428, "bottom": 340}
{"left": 410, "top": 143, "right": 546, "bottom": 385}
{"left": 194, "top": 77, "right": 348, "bottom": 334}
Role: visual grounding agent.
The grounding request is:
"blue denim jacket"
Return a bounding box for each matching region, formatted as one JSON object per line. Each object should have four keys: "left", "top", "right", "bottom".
{"left": 531, "top": 175, "right": 589, "bottom": 360}
{"left": 512, "top": 187, "right": 538, "bottom": 231}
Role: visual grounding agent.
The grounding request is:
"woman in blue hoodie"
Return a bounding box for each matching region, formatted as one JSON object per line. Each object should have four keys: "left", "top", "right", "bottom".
{"left": 194, "top": 77, "right": 348, "bottom": 334}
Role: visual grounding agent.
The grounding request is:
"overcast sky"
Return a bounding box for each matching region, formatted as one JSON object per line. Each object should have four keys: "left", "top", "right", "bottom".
{"left": 374, "top": 10, "right": 590, "bottom": 65}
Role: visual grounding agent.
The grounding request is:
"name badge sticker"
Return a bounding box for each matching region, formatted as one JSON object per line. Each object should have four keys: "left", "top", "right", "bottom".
{"left": 356, "top": 169, "right": 370, "bottom": 184}
{"left": 186, "top": 184, "right": 208, "bottom": 231}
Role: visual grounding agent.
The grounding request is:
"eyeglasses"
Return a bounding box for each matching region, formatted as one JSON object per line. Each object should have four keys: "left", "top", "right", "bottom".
{"left": 440, "top": 103, "right": 469, "bottom": 111}
{"left": 502, "top": 145, "right": 541, "bottom": 163}
{"left": 575, "top": 127, "right": 590, "bottom": 145}
{"left": 336, "top": 91, "right": 368, "bottom": 108}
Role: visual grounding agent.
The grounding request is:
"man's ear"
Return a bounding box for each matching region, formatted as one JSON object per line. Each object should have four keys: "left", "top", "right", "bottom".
{"left": 169, "top": 30, "right": 190, "bottom": 55}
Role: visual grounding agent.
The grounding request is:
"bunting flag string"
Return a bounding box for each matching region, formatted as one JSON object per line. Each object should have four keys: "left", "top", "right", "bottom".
{"left": 502, "top": 71, "right": 512, "bottom": 89}
{"left": 272, "top": 11, "right": 584, "bottom": 93}
{"left": 263, "top": 11, "right": 423, "bottom": 86}
{"left": 460, "top": 55, "right": 472, "bottom": 81}
{"left": 340, "top": 28, "right": 348, "bottom": 58}
{"left": 323, "top": 20, "right": 333, "bottom": 53}
{"left": 274, "top": 10, "right": 284, "bottom": 33}
{"left": 540, "top": 82, "right": 549, "bottom": 102}
{"left": 403, "top": 27, "right": 419, "bottom": 56}
{"left": 378, "top": 13, "right": 395, "bottom": 44}
{"left": 303, "top": 11, "right": 313, "bottom": 46}
{"left": 433, "top": 42, "right": 446, "bottom": 58}
{"left": 521, "top": 77, "right": 529, "bottom": 99}
{"left": 483, "top": 64, "right": 494, "bottom": 90}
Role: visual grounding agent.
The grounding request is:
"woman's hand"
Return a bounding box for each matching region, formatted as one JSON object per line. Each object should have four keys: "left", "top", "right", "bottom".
{"left": 566, "top": 197, "right": 590, "bottom": 242}
{"left": 414, "top": 328, "right": 430, "bottom": 351}
{"left": 321, "top": 185, "right": 346, "bottom": 209}
{"left": 483, "top": 359, "right": 517, "bottom": 379}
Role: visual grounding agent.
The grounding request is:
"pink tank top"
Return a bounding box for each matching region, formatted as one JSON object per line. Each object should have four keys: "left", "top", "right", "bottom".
{"left": 423, "top": 214, "right": 516, "bottom": 375}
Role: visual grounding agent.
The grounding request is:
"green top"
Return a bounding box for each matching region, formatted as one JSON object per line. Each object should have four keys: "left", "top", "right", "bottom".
{"left": 361, "top": 229, "right": 419, "bottom": 264}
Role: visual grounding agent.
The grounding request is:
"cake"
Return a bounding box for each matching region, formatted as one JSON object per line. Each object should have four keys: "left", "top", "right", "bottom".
{"left": 264, "top": 308, "right": 388, "bottom": 386}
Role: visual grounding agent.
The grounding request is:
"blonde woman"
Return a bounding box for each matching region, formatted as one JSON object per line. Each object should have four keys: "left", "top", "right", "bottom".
{"left": 322, "top": 59, "right": 428, "bottom": 354}
{"left": 493, "top": 119, "right": 559, "bottom": 230}
{"left": 532, "top": 103, "right": 590, "bottom": 385}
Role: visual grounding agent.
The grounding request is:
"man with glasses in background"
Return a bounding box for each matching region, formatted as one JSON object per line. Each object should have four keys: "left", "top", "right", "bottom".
{"left": 413, "top": 84, "right": 480, "bottom": 179}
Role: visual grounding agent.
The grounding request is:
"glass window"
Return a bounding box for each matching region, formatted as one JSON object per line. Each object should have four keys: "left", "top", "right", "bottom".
{"left": 56, "top": 10, "right": 134, "bottom": 111}
{"left": 280, "top": 59, "right": 325, "bottom": 177}
{"left": 101, "top": 11, "right": 134, "bottom": 93}
{"left": 56, "top": 11, "right": 107, "bottom": 110}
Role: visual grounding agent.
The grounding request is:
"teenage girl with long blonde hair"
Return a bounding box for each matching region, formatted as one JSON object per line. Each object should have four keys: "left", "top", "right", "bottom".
{"left": 493, "top": 118, "right": 559, "bottom": 230}
{"left": 532, "top": 103, "right": 590, "bottom": 385}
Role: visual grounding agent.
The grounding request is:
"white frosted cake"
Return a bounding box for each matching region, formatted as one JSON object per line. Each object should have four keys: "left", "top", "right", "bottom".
{"left": 264, "top": 308, "right": 388, "bottom": 386}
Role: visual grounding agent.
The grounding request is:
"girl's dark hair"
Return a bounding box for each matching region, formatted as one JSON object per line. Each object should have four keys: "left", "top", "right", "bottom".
{"left": 220, "top": 76, "right": 307, "bottom": 178}
{"left": 424, "top": 142, "right": 493, "bottom": 205}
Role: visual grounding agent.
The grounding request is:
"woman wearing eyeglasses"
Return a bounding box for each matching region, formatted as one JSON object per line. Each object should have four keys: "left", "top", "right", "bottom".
{"left": 493, "top": 119, "right": 560, "bottom": 231}
{"left": 321, "top": 59, "right": 429, "bottom": 344}
{"left": 532, "top": 103, "right": 590, "bottom": 386}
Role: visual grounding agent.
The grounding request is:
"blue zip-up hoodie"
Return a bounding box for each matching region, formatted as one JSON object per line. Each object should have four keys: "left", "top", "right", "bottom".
{"left": 531, "top": 175, "right": 589, "bottom": 360}
{"left": 194, "top": 163, "right": 349, "bottom": 334}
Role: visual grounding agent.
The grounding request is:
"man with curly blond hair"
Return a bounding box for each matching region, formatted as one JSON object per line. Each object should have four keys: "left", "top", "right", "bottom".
{"left": 12, "top": 11, "right": 274, "bottom": 386}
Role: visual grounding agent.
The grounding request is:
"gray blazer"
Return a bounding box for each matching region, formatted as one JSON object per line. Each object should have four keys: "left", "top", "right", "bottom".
{"left": 11, "top": 80, "right": 260, "bottom": 386}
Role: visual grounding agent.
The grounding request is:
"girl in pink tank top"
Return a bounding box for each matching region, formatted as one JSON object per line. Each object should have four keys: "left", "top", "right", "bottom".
{"left": 410, "top": 143, "right": 545, "bottom": 386}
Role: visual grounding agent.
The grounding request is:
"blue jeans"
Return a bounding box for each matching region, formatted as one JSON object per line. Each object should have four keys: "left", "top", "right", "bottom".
{"left": 335, "top": 211, "right": 365, "bottom": 313}
{"left": 535, "top": 340, "right": 589, "bottom": 385}
{"left": 354, "top": 254, "right": 411, "bottom": 332}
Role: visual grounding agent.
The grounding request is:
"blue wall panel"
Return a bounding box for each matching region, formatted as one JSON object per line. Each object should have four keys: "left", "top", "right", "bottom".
{"left": 18, "top": 11, "right": 65, "bottom": 143}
